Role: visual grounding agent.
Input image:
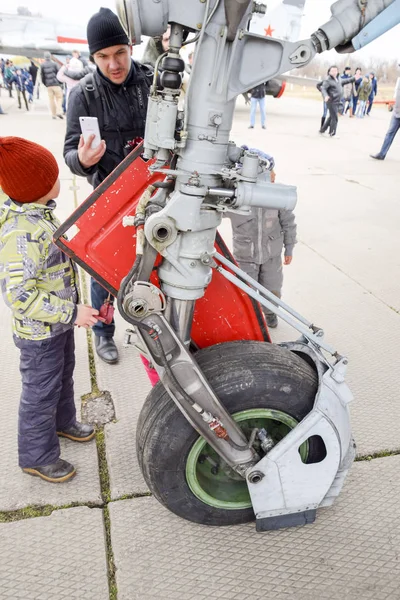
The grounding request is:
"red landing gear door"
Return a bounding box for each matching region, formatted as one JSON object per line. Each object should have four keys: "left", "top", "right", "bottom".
{"left": 54, "top": 144, "right": 270, "bottom": 347}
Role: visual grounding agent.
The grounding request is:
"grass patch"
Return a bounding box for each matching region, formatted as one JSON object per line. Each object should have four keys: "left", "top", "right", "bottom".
{"left": 96, "top": 429, "right": 111, "bottom": 504}
{"left": 103, "top": 504, "right": 118, "bottom": 600}
{"left": 356, "top": 448, "right": 400, "bottom": 462}
{"left": 78, "top": 267, "right": 100, "bottom": 396}
{"left": 116, "top": 492, "right": 152, "bottom": 501}
{"left": 95, "top": 428, "right": 117, "bottom": 599}
{"left": 0, "top": 501, "right": 99, "bottom": 524}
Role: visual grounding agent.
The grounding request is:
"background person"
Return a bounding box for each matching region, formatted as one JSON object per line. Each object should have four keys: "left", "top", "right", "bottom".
{"left": 230, "top": 154, "right": 297, "bottom": 329}
{"left": 4, "top": 60, "right": 15, "bottom": 98}
{"left": 248, "top": 83, "right": 266, "bottom": 129}
{"left": 29, "top": 60, "right": 40, "bottom": 99}
{"left": 366, "top": 71, "right": 378, "bottom": 116}
{"left": 340, "top": 66, "right": 353, "bottom": 116}
{"left": 57, "top": 56, "right": 84, "bottom": 110}
{"left": 355, "top": 75, "right": 372, "bottom": 118}
{"left": 319, "top": 65, "right": 355, "bottom": 137}
{"left": 351, "top": 67, "right": 363, "bottom": 116}
{"left": 25, "top": 74, "right": 34, "bottom": 103}
{"left": 40, "top": 51, "right": 64, "bottom": 119}
{"left": 316, "top": 79, "right": 328, "bottom": 130}
{"left": 9, "top": 69, "right": 29, "bottom": 111}
{"left": 370, "top": 66, "right": 400, "bottom": 160}
{"left": 142, "top": 26, "right": 171, "bottom": 67}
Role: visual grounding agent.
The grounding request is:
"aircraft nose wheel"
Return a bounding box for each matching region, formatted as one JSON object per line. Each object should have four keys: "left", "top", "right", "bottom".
{"left": 136, "top": 341, "right": 325, "bottom": 526}
{"left": 186, "top": 408, "right": 310, "bottom": 511}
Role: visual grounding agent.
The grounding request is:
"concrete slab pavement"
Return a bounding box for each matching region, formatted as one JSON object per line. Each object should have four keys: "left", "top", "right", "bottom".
{"left": 0, "top": 507, "right": 109, "bottom": 600}
{"left": 1, "top": 91, "right": 400, "bottom": 599}
{"left": 109, "top": 455, "right": 400, "bottom": 600}
{"left": 95, "top": 314, "right": 151, "bottom": 498}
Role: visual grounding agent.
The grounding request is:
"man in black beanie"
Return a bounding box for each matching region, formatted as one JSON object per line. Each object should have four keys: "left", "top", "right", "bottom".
{"left": 64, "top": 8, "right": 153, "bottom": 364}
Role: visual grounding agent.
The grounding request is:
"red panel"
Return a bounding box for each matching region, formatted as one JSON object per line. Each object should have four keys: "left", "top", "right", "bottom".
{"left": 57, "top": 36, "right": 87, "bottom": 44}
{"left": 55, "top": 146, "right": 269, "bottom": 347}
{"left": 276, "top": 80, "right": 286, "bottom": 98}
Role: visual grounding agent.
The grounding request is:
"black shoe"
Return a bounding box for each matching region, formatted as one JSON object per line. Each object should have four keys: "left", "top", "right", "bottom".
{"left": 22, "top": 459, "right": 76, "bottom": 483}
{"left": 57, "top": 114, "right": 64, "bottom": 119}
{"left": 370, "top": 153, "right": 385, "bottom": 160}
{"left": 95, "top": 336, "right": 119, "bottom": 364}
{"left": 57, "top": 421, "right": 95, "bottom": 442}
{"left": 262, "top": 125, "right": 266, "bottom": 129}
{"left": 248, "top": 125, "right": 254, "bottom": 129}
{"left": 266, "top": 314, "right": 278, "bottom": 329}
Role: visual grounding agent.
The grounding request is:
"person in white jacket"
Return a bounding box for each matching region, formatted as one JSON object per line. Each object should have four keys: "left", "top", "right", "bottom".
{"left": 57, "top": 57, "right": 83, "bottom": 110}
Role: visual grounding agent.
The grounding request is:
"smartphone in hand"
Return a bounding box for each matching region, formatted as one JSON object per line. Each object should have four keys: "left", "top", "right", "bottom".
{"left": 79, "top": 116, "right": 101, "bottom": 149}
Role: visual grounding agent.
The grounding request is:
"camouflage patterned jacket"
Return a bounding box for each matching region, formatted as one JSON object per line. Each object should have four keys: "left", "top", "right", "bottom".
{"left": 0, "top": 198, "right": 78, "bottom": 340}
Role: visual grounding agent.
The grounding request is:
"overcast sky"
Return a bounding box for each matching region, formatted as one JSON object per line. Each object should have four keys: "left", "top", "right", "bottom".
{"left": 2, "top": 0, "right": 399, "bottom": 60}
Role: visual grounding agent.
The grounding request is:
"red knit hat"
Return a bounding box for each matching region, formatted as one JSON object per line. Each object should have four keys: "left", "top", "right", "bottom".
{"left": 0, "top": 136, "right": 59, "bottom": 203}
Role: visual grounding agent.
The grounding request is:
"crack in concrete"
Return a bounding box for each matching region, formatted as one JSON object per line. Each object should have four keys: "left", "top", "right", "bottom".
{"left": 299, "top": 240, "right": 400, "bottom": 316}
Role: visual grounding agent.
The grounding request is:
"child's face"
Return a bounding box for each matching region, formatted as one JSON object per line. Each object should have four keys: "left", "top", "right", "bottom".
{"left": 50, "top": 179, "right": 61, "bottom": 199}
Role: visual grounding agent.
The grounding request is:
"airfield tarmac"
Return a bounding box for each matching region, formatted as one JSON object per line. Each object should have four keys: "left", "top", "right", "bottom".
{"left": 1, "top": 91, "right": 400, "bottom": 599}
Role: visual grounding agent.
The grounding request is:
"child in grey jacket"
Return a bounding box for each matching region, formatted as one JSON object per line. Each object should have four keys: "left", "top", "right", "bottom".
{"left": 229, "top": 157, "right": 297, "bottom": 328}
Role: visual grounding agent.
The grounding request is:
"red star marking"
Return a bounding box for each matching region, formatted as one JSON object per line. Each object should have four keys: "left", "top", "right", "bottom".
{"left": 264, "top": 25, "right": 275, "bottom": 37}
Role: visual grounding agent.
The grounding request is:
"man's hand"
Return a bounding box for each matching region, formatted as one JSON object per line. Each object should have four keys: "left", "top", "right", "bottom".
{"left": 78, "top": 134, "right": 106, "bottom": 168}
{"left": 325, "top": 96, "right": 330, "bottom": 102}
{"left": 284, "top": 256, "right": 292, "bottom": 265}
{"left": 270, "top": 169, "right": 276, "bottom": 183}
{"left": 75, "top": 304, "right": 100, "bottom": 328}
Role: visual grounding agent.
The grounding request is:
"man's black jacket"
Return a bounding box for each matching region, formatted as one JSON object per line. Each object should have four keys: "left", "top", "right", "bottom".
{"left": 250, "top": 84, "right": 266, "bottom": 99}
{"left": 320, "top": 74, "right": 355, "bottom": 104}
{"left": 41, "top": 59, "right": 62, "bottom": 88}
{"left": 64, "top": 61, "right": 152, "bottom": 188}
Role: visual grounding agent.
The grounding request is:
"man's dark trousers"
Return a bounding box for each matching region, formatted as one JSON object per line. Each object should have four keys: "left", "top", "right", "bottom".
{"left": 17, "top": 88, "right": 29, "bottom": 111}
{"left": 320, "top": 101, "right": 339, "bottom": 135}
{"left": 378, "top": 115, "right": 400, "bottom": 157}
{"left": 91, "top": 278, "right": 115, "bottom": 338}
{"left": 14, "top": 329, "right": 77, "bottom": 468}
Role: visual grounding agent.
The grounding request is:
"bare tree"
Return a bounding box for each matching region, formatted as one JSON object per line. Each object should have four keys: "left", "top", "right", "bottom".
{"left": 296, "top": 55, "right": 399, "bottom": 84}
{"left": 17, "top": 6, "right": 32, "bottom": 16}
{"left": 16, "top": 6, "right": 43, "bottom": 17}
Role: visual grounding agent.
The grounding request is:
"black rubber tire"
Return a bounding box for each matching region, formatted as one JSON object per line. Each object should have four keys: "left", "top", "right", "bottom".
{"left": 136, "top": 341, "right": 321, "bottom": 526}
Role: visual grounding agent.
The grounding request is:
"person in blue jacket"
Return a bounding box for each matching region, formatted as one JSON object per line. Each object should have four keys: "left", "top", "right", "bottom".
{"left": 24, "top": 74, "right": 34, "bottom": 103}
{"left": 9, "top": 69, "right": 29, "bottom": 111}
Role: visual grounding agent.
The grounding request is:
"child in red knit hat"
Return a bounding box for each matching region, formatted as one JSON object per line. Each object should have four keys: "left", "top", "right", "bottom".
{"left": 0, "top": 136, "right": 100, "bottom": 483}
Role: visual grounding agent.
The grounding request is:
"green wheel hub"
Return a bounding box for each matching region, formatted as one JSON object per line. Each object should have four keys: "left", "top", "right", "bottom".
{"left": 186, "top": 408, "right": 308, "bottom": 510}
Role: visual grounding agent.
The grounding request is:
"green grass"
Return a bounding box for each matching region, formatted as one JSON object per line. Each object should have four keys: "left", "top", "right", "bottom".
{"left": 356, "top": 448, "right": 400, "bottom": 462}
{"left": 0, "top": 501, "right": 99, "bottom": 524}
{"left": 94, "top": 429, "right": 117, "bottom": 598}
{"left": 103, "top": 505, "right": 118, "bottom": 600}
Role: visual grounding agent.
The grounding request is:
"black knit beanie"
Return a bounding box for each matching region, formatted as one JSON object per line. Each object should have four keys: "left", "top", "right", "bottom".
{"left": 87, "top": 8, "right": 130, "bottom": 55}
